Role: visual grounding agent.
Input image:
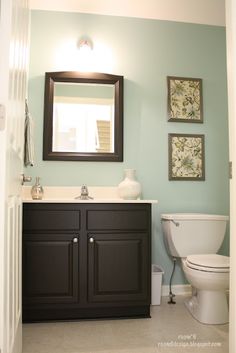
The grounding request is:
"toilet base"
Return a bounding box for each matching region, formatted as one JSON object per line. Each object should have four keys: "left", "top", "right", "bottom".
{"left": 185, "top": 289, "right": 229, "bottom": 325}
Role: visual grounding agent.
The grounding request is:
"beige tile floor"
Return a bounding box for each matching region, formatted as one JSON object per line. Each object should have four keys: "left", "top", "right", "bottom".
{"left": 23, "top": 296, "right": 229, "bottom": 353}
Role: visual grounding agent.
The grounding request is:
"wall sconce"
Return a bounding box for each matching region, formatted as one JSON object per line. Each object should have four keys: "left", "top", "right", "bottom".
{"left": 77, "top": 37, "right": 114, "bottom": 72}
{"left": 78, "top": 39, "right": 93, "bottom": 53}
{"left": 77, "top": 38, "right": 93, "bottom": 71}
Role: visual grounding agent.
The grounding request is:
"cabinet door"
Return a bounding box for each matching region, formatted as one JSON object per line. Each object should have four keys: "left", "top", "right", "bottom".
{"left": 87, "top": 232, "right": 150, "bottom": 304}
{"left": 23, "top": 233, "right": 79, "bottom": 304}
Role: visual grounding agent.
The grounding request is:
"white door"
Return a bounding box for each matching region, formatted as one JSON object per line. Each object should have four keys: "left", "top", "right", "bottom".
{"left": 0, "top": 1, "right": 30, "bottom": 353}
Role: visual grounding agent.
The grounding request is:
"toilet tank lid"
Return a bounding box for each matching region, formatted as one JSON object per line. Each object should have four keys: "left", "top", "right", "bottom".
{"left": 161, "top": 213, "right": 229, "bottom": 221}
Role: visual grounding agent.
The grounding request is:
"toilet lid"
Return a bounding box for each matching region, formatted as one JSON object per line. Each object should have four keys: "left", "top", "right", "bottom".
{"left": 186, "top": 254, "right": 230, "bottom": 273}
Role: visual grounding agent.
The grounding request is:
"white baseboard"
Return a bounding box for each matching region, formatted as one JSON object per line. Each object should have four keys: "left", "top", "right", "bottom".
{"left": 161, "top": 284, "right": 191, "bottom": 297}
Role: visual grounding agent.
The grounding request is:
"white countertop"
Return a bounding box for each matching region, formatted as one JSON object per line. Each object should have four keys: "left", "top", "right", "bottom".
{"left": 22, "top": 186, "right": 158, "bottom": 204}
{"left": 23, "top": 199, "right": 157, "bottom": 204}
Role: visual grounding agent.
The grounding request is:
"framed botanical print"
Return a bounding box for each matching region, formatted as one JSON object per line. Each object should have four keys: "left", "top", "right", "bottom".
{"left": 167, "top": 76, "right": 203, "bottom": 123}
{"left": 168, "top": 133, "right": 205, "bottom": 180}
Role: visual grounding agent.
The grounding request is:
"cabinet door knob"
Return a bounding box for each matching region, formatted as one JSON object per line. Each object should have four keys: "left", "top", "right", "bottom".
{"left": 89, "top": 237, "right": 94, "bottom": 243}
{"left": 73, "top": 237, "right": 78, "bottom": 243}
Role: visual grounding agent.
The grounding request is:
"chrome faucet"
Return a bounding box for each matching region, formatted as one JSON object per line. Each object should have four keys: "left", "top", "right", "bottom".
{"left": 75, "top": 185, "right": 93, "bottom": 200}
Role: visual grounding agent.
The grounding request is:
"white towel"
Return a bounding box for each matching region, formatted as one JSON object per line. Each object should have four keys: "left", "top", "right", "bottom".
{"left": 24, "top": 100, "right": 34, "bottom": 166}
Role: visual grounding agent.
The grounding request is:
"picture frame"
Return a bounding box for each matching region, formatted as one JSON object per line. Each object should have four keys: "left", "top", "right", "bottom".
{"left": 168, "top": 133, "right": 205, "bottom": 181}
{"left": 167, "top": 76, "right": 203, "bottom": 123}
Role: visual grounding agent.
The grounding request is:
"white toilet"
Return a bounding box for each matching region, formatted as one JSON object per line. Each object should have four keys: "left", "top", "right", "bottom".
{"left": 161, "top": 213, "right": 229, "bottom": 325}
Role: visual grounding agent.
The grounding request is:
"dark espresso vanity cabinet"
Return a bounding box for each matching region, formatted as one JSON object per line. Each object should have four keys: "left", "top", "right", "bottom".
{"left": 22, "top": 203, "right": 151, "bottom": 322}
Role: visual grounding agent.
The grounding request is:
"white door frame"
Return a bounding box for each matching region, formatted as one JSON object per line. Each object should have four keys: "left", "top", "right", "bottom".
{"left": 0, "top": 0, "right": 12, "bottom": 349}
{"left": 225, "top": 1, "right": 236, "bottom": 353}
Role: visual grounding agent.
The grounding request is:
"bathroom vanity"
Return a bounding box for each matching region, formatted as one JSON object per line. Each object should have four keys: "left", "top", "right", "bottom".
{"left": 22, "top": 197, "right": 156, "bottom": 322}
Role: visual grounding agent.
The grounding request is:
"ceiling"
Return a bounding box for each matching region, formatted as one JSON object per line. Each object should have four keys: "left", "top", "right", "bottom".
{"left": 30, "top": 0, "right": 225, "bottom": 26}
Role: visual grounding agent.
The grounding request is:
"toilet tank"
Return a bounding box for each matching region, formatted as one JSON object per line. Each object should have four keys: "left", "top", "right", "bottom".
{"left": 161, "top": 213, "right": 229, "bottom": 258}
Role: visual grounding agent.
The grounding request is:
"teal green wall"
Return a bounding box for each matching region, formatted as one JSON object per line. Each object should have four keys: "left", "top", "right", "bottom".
{"left": 27, "top": 10, "right": 229, "bottom": 285}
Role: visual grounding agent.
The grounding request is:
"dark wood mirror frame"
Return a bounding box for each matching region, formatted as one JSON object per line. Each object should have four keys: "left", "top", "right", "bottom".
{"left": 43, "top": 71, "right": 123, "bottom": 161}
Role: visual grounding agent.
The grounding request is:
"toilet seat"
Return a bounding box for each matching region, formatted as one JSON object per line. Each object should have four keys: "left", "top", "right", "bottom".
{"left": 186, "top": 254, "right": 230, "bottom": 273}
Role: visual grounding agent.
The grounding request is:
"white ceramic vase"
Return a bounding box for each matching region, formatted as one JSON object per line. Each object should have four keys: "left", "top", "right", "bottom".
{"left": 118, "top": 169, "right": 141, "bottom": 200}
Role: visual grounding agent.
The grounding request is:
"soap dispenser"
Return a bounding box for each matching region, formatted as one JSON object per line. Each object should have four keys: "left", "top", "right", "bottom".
{"left": 31, "top": 177, "right": 44, "bottom": 200}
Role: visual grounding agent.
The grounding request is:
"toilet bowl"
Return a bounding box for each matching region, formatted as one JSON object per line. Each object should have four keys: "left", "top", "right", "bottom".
{"left": 182, "top": 254, "right": 229, "bottom": 324}
{"left": 161, "top": 213, "right": 229, "bottom": 325}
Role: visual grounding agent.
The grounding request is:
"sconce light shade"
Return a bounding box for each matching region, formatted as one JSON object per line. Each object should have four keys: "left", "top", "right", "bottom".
{"left": 77, "top": 38, "right": 93, "bottom": 71}
{"left": 78, "top": 39, "right": 93, "bottom": 52}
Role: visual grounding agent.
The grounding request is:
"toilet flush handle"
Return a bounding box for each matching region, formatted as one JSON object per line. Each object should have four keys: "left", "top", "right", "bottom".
{"left": 171, "top": 220, "right": 180, "bottom": 227}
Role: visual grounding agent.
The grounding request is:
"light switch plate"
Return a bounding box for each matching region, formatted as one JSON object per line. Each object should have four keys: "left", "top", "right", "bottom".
{"left": 229, "top": 161, "right": 232, "bottom": 179}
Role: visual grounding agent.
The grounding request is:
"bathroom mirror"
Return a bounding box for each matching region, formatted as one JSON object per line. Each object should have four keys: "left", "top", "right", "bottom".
{"left": 43, "top": 71, "right": 123, "bottom": 161}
